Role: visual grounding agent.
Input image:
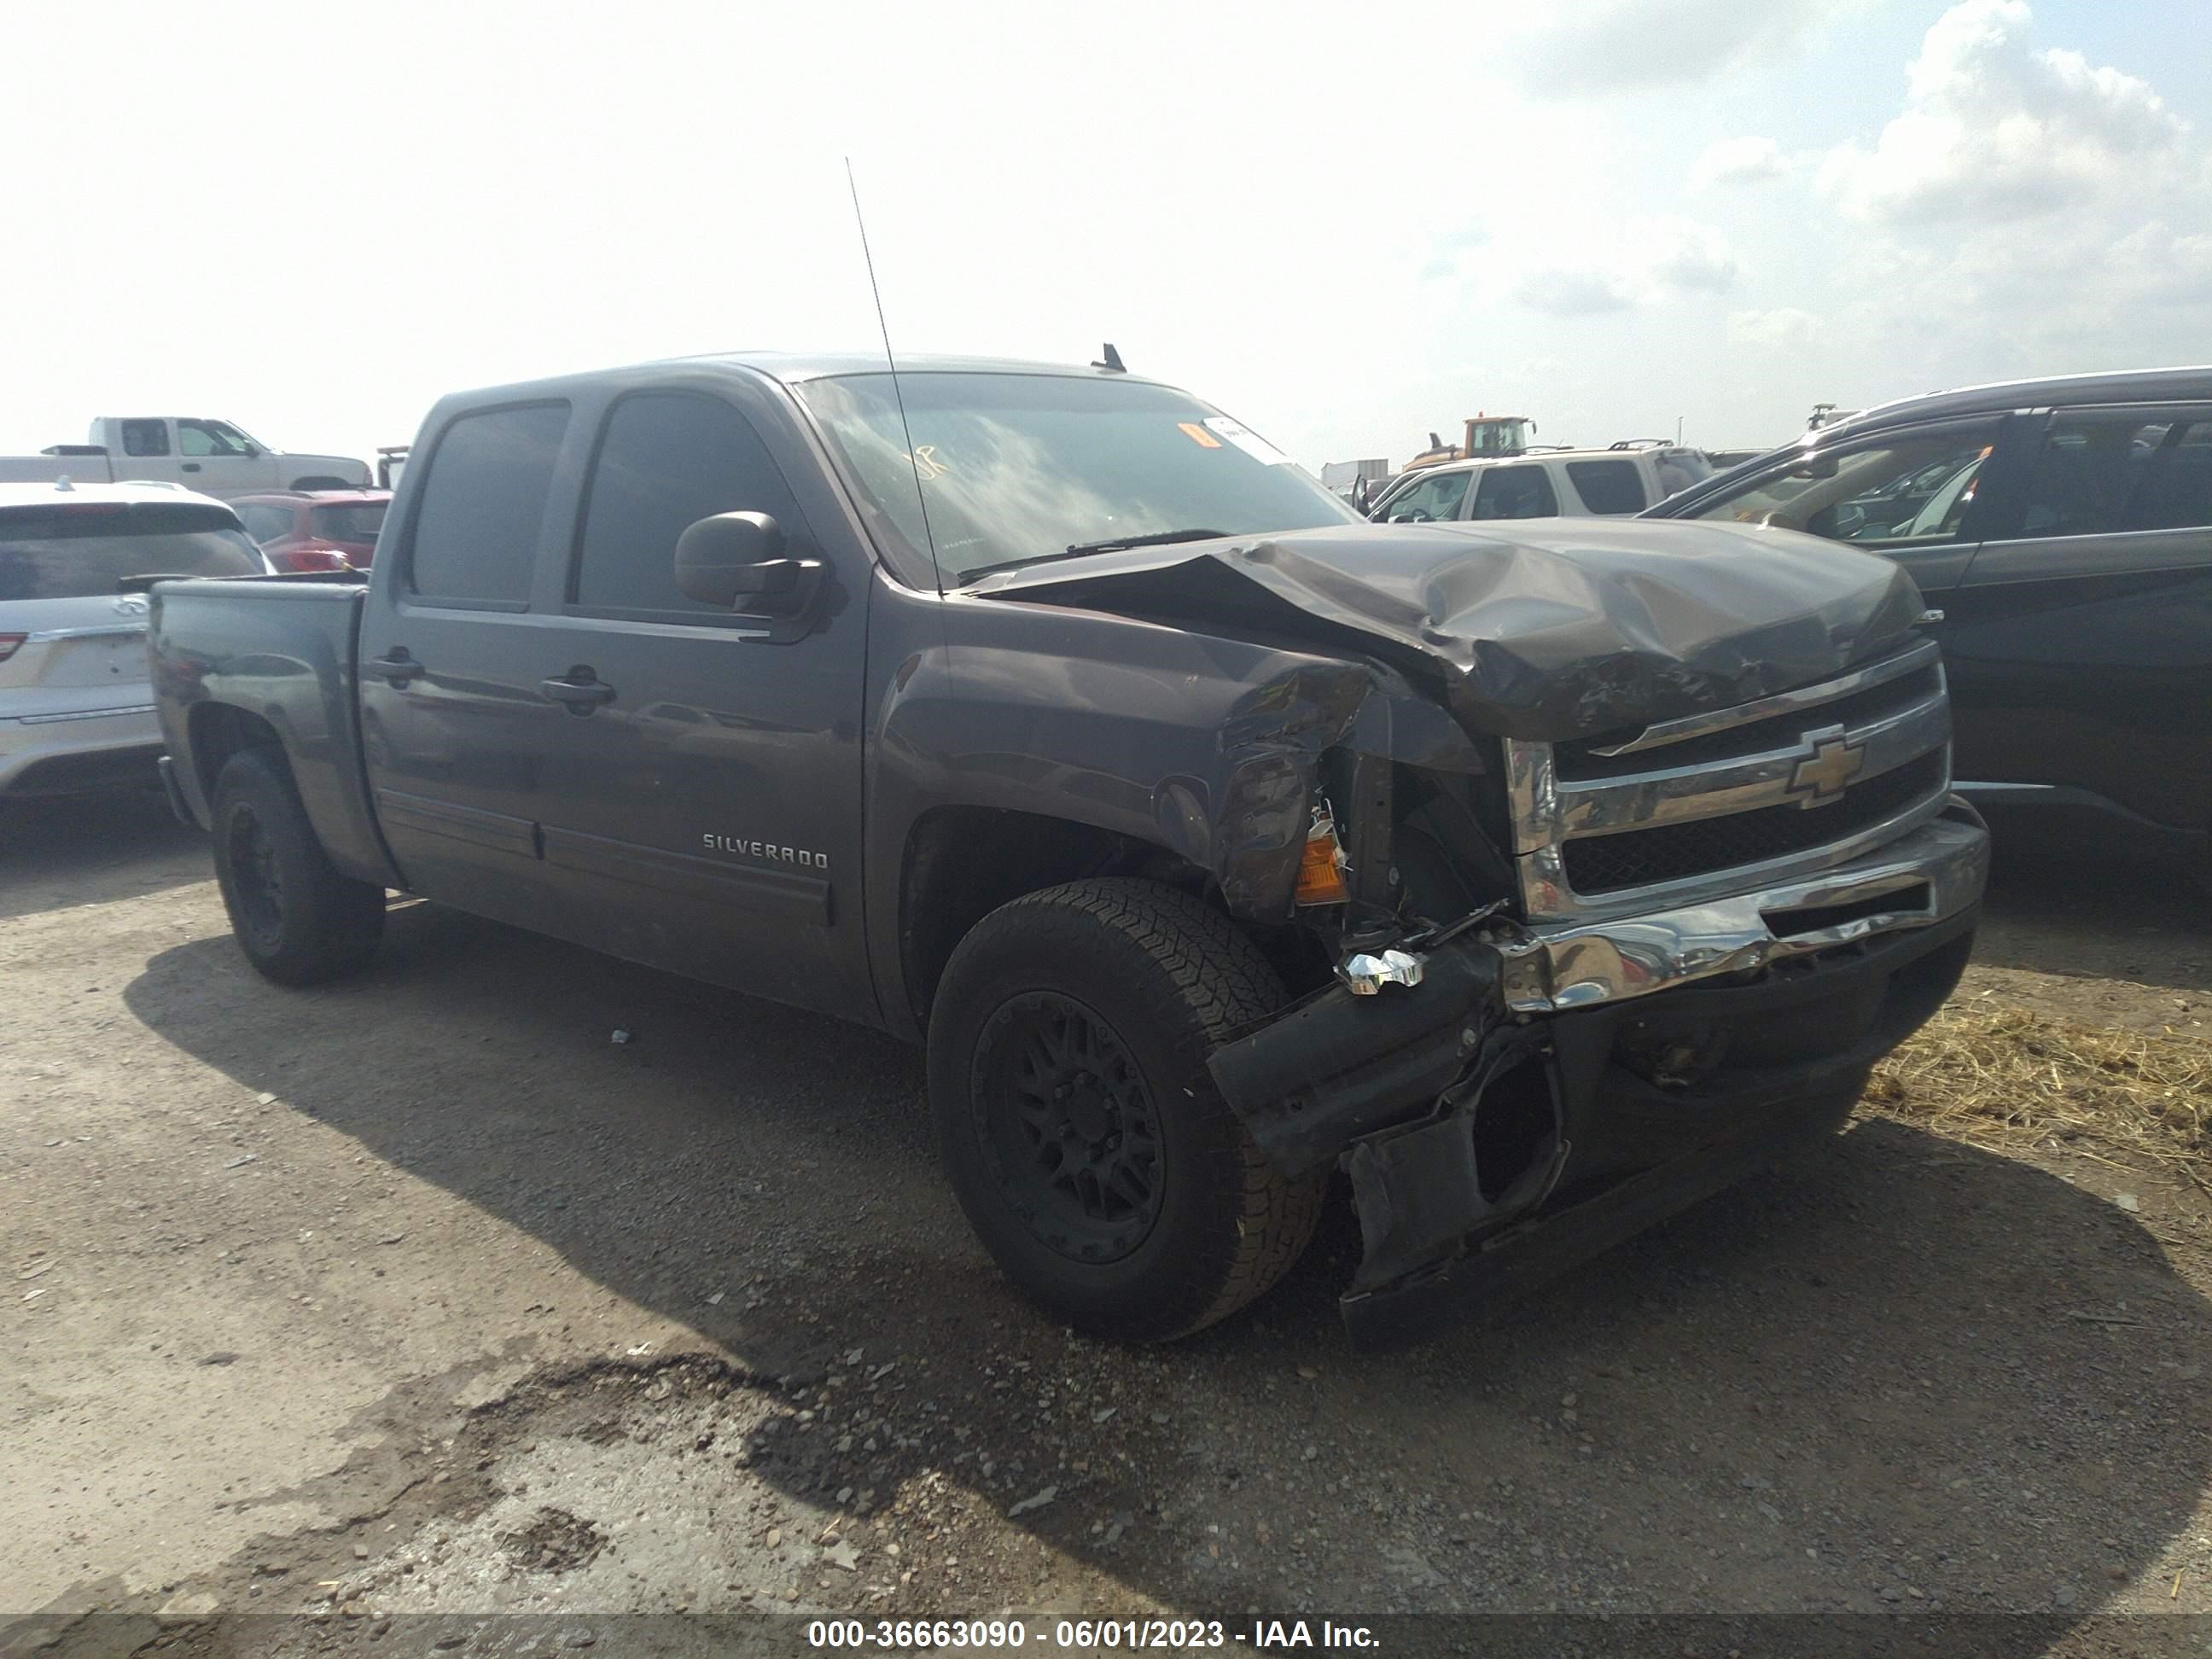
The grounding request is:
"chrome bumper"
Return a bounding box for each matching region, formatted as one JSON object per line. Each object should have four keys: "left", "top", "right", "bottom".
{"left": 1490, "top": 803, "right": 1988, "bottom": 1015}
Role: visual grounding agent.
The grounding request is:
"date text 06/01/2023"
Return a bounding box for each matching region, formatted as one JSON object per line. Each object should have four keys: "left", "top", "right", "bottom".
{"left": 804, "top": 1616, "right": 1382, "bottom": 1650}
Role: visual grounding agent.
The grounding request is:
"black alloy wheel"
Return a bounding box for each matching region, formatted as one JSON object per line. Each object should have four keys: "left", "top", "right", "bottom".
{"left": 974, "top": 990, "right": 1166, "bottom": 1264}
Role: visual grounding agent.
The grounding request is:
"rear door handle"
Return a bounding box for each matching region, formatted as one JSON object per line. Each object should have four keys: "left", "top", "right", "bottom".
{"left": 366, "top": 650, "right": 425, "bottom": 685}
{"left": 541, "top": 672, "right": 617, "bottom": 711}
{"left": 181, "top": 463, "right": 201, "bottom": 473}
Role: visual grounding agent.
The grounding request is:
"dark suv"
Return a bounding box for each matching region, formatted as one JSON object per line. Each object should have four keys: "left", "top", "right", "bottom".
{"left": 1644, "top": 367, "right": 2212, "bottom": 873}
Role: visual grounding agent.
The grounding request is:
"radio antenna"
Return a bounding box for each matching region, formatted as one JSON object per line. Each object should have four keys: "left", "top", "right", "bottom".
{"left": 846, "top": 158, "right": 942, "bottom": 593}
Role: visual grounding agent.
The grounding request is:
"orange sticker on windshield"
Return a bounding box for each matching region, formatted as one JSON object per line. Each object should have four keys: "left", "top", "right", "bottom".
{"left": 1179, "top": 422, "right": 1222, "bottom": 448}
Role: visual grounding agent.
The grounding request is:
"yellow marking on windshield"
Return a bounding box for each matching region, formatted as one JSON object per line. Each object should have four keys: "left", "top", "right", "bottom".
{"left": 1178, "top": 422, "right": 1222, "bottom": 449}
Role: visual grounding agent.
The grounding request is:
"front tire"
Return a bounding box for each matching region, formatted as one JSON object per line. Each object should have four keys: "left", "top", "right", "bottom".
{"left": 928, "top": 879, "right": 1324, "bottom": 1341}
{"left": 210, "top": 748, "right": 385, "bottom": 986}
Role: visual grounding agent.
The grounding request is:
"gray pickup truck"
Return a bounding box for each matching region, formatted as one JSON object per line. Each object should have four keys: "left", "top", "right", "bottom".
{"left": 148, "top": 352, "right": 1988, "bottom": 1348}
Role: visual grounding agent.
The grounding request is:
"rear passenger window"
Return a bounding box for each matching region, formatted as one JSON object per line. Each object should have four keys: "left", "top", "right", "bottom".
{"left": 571, "top": 392, "right": 804, "bottom": 615}
{"left": 1564, "top": 460, "right": 1647, "bottom": 514}
{"left": 1468, "top": 465, "right": 1559, "bottom": 519}
{"left": 407, "top": 404, "right": 569, "bottom": 605}
{"left": 119, "top": 420, "right": 169, "bottom": 457}
{"left": 2012, "top": 408, "right": 2212, "bottom": 538}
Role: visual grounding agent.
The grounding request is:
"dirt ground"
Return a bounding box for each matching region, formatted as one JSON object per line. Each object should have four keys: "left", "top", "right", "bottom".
{"left": 3, "top": 793, "right": 2209, "bottom": 1652}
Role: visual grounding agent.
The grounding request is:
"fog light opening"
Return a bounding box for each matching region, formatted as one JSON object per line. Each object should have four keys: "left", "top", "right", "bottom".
{"left": 1472, "top": 1057, "right": 1561, "bottom": 1206}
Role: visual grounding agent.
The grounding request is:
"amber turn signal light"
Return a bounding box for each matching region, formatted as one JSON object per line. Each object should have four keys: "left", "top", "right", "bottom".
{"left": 1295, "top": 806, "right": 1350, "bottom": 906}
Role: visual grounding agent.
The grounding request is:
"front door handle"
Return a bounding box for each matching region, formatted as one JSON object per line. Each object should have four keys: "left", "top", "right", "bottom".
{"left": 366, "top": 649, "right": 425, "bottom": 685}
{"left": 181, "top": 463, "right": 201, "bottom": 473}
{"left": 541, "top": 671, "right": 617, "bottom": 712}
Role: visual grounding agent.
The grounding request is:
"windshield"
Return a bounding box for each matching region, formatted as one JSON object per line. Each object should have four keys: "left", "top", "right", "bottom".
{"left": 312, "top": 502, "right": 387, "bottom": 544}
{"left": 795, "top": 372, "right": 1356, "bottom": 584}
{"left": 0, "top": 504, "right": 263, "bottom": 599}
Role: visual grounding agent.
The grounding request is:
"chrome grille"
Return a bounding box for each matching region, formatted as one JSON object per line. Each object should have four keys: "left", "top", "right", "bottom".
{"left": 1553, "top": 661, "right": 1943, "bottom": 781}
{"left": 1560, "top": 750, "right": 1947, "bottom": 894}
{"left": 1509, "top": 640, "right": 1954, "bottom": 921}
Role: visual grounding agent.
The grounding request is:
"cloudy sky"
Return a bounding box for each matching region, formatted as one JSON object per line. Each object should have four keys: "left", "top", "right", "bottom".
{"left": 5, "top": 0, "right": 2208, "bottom": 472}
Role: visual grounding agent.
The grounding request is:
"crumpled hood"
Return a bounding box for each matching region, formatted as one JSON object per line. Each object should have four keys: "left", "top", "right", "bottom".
{"left": 969, "top": 518, "right": 1928, "bottom": 742}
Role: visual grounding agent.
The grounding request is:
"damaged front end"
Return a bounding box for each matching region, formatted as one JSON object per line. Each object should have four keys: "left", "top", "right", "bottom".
{"left": 1189, "top": 658, "right": 1983, "bottom": 1350}
{"left": 978, "top": 517, "right": 1989, "bottom": 1346}
{"left": 1207, "top": 799, "right": 1982, "bottom": 1350}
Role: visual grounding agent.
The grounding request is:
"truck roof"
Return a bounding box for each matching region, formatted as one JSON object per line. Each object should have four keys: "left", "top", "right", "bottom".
{"left": 684, "top": 351, "right": 1168, "bottom": 387}
{"left": 439, "top": 352, "right": 1176, "bottom": 409}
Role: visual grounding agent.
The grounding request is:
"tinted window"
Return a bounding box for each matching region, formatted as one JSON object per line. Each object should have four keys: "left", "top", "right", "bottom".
{"left": 235, "top": 503, "right": 295, "bottom": 543}
{"left": 1689, "top": 422, "right": 2002, "bottom": 546}
{"left": 795, "top": 373, "right": 1354, "bottom": 582}
{"left": 312, "top": 502, "right": 387, "bottom": 544}
{"left": 1468, "top": 464, "right": 1559, "bottom": 519}
{"left": 2011, "top": 408, "right": 2212, "bottom": 538}
{"left": 119, "top": 420, "right": 168, "bottom": 457}
{"left": 0, "top": 504, "right": 262, "bottom": 599}
{"left": 1564, "top": 460, "right": 1647, "bottom": 514}
{"left": 1381, "top": 468, "right": 1472, "bottom": 522}
{"left": 407, "top": 404, "right": 569, "bottom": 604}
{"left": 573, "top": 393, "right": 803, "bottom": 614}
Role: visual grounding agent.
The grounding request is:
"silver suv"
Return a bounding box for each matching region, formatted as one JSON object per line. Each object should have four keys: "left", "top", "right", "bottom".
{"left": 0, "top": 482, "right": 268, "bottom": 796}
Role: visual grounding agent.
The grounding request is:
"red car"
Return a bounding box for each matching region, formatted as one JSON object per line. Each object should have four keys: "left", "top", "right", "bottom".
{"left": 230, "top": 489, "right": 390, "bottom": 572}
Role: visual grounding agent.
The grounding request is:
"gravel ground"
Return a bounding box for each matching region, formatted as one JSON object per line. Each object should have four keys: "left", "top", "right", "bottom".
{"left": 3, "top": 792, "right": 2209, "bottom": 1649}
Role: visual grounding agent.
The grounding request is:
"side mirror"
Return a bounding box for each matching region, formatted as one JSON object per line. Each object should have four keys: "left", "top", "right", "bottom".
{"left": 674, "top": 511, "right": 820, "bottom": 620}
{"left": 242, "top": 442, "right": 262, "bottom": 458}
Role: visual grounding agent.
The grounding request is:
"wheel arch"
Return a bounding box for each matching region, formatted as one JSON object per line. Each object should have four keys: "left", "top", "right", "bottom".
{"left": 185, "top": 701, "right": 286, "bottom": 803}
{"left": 897, "top": 807, "right": 1210, "bottom": 1035}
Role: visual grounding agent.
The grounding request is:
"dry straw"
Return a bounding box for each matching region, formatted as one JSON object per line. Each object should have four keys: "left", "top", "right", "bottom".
{"left": 1866, "top": 1002, "right": 2210, "bottom": 1166}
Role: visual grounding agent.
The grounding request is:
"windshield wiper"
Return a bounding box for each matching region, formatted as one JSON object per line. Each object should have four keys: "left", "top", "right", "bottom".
{"left": 1064, "top": 527, "right": 1228, "bottom": 556}
{"left": 957, "top": 528, "right": 1229, "bottom": 584}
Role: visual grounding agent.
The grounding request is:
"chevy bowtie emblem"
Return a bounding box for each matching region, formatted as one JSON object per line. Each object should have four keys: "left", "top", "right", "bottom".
{"left": 1790, "top": 731, "right": 1866, "bottom": 804}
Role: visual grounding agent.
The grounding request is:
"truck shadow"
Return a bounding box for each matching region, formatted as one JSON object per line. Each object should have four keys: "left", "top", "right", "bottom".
{"left": 0, "top": 789, "right": 207, "bottom": 923}
{"left": 1974, "top": 841, "right": 2212, "bottom": 998}
{"left": 121, "top": 903, "right": 2212, "bottom": 1621}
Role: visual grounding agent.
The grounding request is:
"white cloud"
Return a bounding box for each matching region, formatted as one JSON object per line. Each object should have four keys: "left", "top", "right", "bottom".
{"left": 1691, "top": 137, "right": 1789, "bottom": 189}
{"left": 1644, "top": 220, "right": 1740, "bottom": 291}
{"left": 1511, "top": 268, "right": 1638, "bottom": 317}
{"left": 1727, "top": 308, "right": 1824, "bottom": 348}
{"left": 1505, "top": 217, "right": 1738, "bottom": 316}
{"left": 1789, "top": 0, "right": 2212, "bottom": 391}
{"left": 1821, "top": 0, "right": 2187, "bottom": 225}
{"left": 1514, "top": 0, "right": 1871, "bottom": 96}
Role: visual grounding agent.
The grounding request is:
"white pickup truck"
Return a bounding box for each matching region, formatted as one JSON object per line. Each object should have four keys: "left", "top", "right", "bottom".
{"left": 0, "top": 417, "right": 370, "bottom": 498}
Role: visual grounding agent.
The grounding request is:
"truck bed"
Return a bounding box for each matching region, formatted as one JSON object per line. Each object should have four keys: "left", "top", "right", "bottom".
{"left": 149, "top": 576, "right": 397, "bottom": 889}
{"left": 0, "top": 456, "right": 117, "bottom": 486}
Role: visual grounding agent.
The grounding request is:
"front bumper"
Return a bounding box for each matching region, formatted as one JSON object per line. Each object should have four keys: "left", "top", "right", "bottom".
{"left": 1342, "top": 903, "right": 1976, "bottom": 1348}
{"left": 1208, "top": 800, "right": 1990, "bottom": 1349}
{"left": 1492, "top": 805, "right": 1988, "bottom": 1014}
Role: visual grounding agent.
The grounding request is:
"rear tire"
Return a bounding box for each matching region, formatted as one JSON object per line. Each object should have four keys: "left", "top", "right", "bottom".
{"left": 928, "top": 878, "right": 1324, "bottom": 1341}
{"left": 210, "top": 748, "right": 385, "bottom": 986}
